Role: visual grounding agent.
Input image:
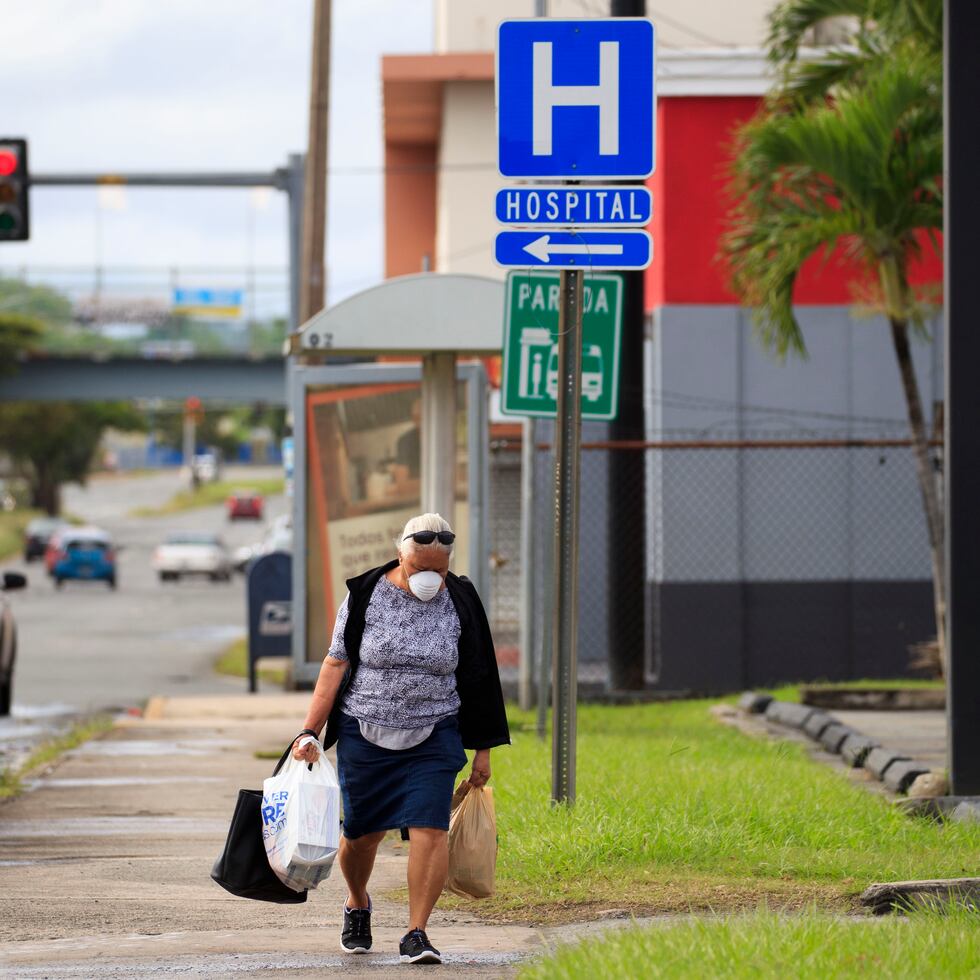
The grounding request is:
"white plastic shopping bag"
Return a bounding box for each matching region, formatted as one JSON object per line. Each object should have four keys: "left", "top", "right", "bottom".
{"left": 261, "top": 736, "right": 341, "bottom": 892}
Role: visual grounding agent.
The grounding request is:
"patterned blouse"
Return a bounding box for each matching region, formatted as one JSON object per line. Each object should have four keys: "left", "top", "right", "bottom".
{"left": 326, "top": 574, "right": 462, "bottom": 748}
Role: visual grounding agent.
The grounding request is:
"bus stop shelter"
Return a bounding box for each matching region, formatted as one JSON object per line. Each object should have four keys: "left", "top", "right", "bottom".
{"left": 288, "top": 272, "right": 505, "bottom": 685}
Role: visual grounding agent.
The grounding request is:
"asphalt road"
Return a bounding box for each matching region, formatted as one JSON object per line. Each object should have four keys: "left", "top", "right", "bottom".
{"left": 2, "top": 467, "right": 287, "bottom": 715}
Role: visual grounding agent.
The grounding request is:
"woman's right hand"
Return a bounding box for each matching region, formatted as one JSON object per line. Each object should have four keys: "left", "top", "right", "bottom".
{"left": 292, "top": 736, "right": 320, "bottom": 763}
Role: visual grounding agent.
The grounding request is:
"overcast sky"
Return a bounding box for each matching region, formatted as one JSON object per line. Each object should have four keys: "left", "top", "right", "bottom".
{"left": 0, "top": 0, "right": 432, "bottom": 313}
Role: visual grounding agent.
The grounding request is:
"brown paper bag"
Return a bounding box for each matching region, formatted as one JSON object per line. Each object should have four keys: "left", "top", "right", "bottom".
{"left": 446, "top": 782, "right": 497, "bottom": 899}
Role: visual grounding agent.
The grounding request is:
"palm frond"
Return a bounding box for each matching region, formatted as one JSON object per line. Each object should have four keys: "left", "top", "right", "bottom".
{"left": 774, "top": 47, "right": 876, "bottom": 105}
{"left": 874, "top": 0, "right": 942, "bottom": 54}
{"left": 767, "top": 0, "right": 872, "bottom": 64}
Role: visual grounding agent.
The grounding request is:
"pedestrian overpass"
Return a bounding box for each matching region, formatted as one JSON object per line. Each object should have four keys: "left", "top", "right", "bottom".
{"left": 0, "top": 354, "right": 288, "bottom": 405}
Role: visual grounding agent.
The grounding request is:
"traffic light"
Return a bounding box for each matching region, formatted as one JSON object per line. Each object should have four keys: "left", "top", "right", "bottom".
{"left": 0, "top": 138, "right": 29, "bottom": 241}
{"left": 184, "top": 396, "right": 204, "bottom": 424}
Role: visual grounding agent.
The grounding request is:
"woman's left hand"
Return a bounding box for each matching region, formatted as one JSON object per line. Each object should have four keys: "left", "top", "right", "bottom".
{"left": 468, "top": 749, "right": 491, "bottom": 788}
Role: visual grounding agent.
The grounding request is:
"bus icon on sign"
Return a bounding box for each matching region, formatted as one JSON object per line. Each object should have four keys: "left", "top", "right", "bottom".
{"left": 547, "top": 344, "right": 604, "bottom": 403}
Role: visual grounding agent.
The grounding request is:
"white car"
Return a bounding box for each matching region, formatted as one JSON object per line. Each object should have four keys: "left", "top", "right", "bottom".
{"left": 260, "top": 514, "right": 293, "bottom": 555}
{"left": 153, "top": 532, "right": 232, "bottom": 583}
{"left": 232, "top": 514, "right": 293, "bottom": 575}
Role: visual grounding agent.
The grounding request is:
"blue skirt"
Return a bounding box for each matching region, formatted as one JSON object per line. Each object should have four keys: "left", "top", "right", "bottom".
{"left": 336, "top": 712, "right": 468, "bottom": 840}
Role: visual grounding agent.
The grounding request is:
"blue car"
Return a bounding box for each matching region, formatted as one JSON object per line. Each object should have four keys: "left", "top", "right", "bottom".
{"left": 53, "top": 527, "right": 118, "bottom": 590}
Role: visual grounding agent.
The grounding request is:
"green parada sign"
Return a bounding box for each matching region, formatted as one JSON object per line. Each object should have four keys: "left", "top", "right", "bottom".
{"left": 501, "top": 271, "right": 623, "bottom": 421}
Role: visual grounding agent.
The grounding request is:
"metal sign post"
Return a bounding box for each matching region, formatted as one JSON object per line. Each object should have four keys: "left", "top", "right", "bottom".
{"left": 495, "top": 16, "right": 655, "bottom": 805}
{"left": 551, "top": 270, "right": 584, "bottom": 804}
{"left": 518, "top": 416, "right": 536, "bottom": 711}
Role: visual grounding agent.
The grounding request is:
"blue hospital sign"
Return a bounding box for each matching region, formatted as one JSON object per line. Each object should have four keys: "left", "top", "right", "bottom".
{"left": 496, "top": 19, "right": 656, "bottom": 180}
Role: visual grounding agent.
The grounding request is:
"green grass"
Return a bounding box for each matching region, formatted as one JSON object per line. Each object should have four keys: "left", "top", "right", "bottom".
{"left": 764, "top": 678, "right": 944, "bottom": 703}
{"left": 0, "top": 509, "right": 84, "bottom": 561}
{"left": 214, "top": 636, "right": 287, "bottom": 687}
{"left": 0, "top": 714, "right": 114, "bottom": 799}
{"left": 129, "top": 477, "right": 285, "bottom": 517}
{"left": 518, "top": 906, "right": 980, "bottom": 979}
{"left": 0, "top": 509, "right": 40, "bottom": 561}
{"left": 465, "top": 702, "right": 980, "bottom": 921}
{"left": 802, "top": 678, "right": 944, "bottom": 690}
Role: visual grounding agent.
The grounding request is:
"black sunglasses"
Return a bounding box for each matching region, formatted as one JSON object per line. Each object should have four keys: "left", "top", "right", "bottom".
{"left": 403, "top": 530, "right": 455, "bottom": 546}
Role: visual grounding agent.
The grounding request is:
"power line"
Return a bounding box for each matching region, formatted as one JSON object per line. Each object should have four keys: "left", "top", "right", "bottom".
{"left": 571, "top": 0, "right": 734, "bottom": 47}
{"left": 651, "top": 387, "right": 912, "bottom": 428}
{"left": 645, "top": 4, "right": 734, "bottom": 48}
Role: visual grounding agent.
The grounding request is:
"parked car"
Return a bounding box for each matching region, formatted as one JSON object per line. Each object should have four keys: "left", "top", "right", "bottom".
{"left": 51, "top": 527, "right": 118, "bottom": 589}
{"left": 0, "top": 571, "right": 26, "bottom": 716}
{"left": 153, "top": 531, "right": 232, "bottom": 582}
{"left": 23, "top": 517, "right": 70, "bottom": 562}
{"left": 227, "top": 489, "right": 264, "bottom": 521}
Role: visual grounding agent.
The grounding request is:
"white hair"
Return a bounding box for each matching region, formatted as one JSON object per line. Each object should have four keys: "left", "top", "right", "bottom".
{"left": 397, "top": 512, "right": 455, "bottom": 556}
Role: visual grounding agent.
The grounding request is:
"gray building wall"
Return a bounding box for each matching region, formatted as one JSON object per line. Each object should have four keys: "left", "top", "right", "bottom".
{"left": 485, "top": 418, "right": 613, "bottom": 689}
{"left": 644, "top": 304, "right": 942, "bottom": 690}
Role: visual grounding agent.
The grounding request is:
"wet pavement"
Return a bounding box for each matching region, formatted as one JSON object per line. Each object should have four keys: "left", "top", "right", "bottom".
{"left": 0, "top": 702, "right": 87, "bottom": 774}
{"left": 0, "top": 695, "right": 546, "bottom": 978}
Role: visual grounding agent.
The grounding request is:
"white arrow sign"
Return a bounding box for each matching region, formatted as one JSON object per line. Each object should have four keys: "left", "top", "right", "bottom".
{"left": 523, "top": 234, "right": 624, "bottom": 263}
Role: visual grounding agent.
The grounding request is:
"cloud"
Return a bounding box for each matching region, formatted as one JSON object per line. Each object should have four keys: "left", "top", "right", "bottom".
{"left": 0, "top": 0, "right": 433, "bottom": 318}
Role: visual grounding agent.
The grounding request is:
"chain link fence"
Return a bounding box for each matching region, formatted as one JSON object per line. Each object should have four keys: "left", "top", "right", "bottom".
{"left": 487, "top": 431, "right": 940, "bottom": 691}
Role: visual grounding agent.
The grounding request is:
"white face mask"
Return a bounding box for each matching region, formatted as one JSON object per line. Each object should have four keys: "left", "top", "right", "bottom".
{"left": 407, "top": 570, "right": 443, "bottom": 602}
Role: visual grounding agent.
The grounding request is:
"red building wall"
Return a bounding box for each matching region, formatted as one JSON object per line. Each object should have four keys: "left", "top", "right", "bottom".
{"left": 646, "top": 96, "right": 943, "bottom": 311}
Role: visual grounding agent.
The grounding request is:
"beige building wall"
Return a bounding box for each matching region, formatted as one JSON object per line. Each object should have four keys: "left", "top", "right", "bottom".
{"left": 436, "top": 80, "right": 500, "bottom": 278}
{"left": 435, "top": 0, "right": 776, "bottom": 53}
{"left": 430, "top": 0, "right": 777, "bottom": 277}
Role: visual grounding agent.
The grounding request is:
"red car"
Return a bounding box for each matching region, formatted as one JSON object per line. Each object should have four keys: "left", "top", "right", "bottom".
{"left": 44, "top": 528, "right": 68, "bottom": 576}
{"left": 227, "top": 489, "right": 264, "bottom": 521}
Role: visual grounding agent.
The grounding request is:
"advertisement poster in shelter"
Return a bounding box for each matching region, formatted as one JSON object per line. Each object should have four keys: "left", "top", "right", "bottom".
{"left": 304, "top": 383, "right": 469, "bottom": 662}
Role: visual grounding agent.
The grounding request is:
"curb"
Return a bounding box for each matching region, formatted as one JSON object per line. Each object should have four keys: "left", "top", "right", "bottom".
{"left": 737, "top": 692, "right": 939, "bottom": 803}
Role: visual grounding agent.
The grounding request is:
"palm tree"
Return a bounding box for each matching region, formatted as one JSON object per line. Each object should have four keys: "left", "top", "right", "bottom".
{"left": 721, "top": 47, "right": 946, "bottom": 668}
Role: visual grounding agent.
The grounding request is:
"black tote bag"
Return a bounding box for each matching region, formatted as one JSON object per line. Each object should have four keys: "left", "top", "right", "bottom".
{"left": 210, "top": 737, "right": 310, "bottom": 904}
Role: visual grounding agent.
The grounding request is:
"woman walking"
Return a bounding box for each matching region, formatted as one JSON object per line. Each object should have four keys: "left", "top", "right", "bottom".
{"left": 293, "top": 513, "right": 509, "bottom": 965}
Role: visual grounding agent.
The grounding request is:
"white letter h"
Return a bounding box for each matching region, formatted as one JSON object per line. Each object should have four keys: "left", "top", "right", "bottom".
{"left": 532, "top": 40, "right": 619, "bottom": 157}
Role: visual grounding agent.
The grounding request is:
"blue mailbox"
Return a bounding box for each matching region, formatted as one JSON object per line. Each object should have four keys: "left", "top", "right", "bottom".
{"left": 246, "top": 551, "right": 292, "bottom": 693}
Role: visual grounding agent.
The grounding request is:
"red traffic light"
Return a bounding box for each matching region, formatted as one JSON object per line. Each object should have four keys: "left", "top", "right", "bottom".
{"left": 0, "top": 138, "right": 28, "bottom": 241}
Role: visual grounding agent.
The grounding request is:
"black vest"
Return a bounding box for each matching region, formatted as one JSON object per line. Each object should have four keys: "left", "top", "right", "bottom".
{"left": 320, "top": 560, "right": 511, "bottom": 752}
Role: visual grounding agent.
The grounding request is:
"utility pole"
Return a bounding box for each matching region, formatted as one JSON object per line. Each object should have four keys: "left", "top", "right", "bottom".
{"left": 607, "top": 0, "right": 648, "bottom": 691}
{"left": 944, "top": 0, "right": 980, "bottom": 794}
{"left": 420, "top": 351, "right": 457, "bottom": 522}
{"left": 300, "top": 0, "right": 331, "bottom": 324}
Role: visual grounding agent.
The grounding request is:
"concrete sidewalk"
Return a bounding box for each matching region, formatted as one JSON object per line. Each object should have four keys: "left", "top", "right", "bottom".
{"left": 832, "top": 709, "right": 946, "bottom": 771}
{"left": 0, "top": 694, "right": 544, "bottom": 978}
